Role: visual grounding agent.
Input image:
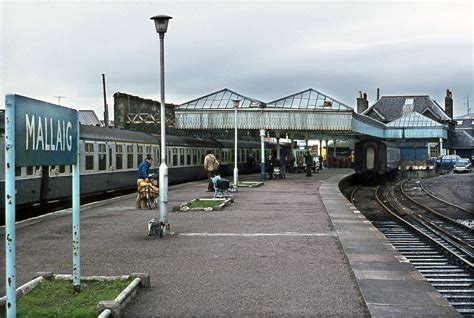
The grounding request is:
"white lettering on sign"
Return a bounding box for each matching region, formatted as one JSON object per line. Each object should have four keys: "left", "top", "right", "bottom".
{"left": 25, "top": 114, "right": 73, "bottom": 152}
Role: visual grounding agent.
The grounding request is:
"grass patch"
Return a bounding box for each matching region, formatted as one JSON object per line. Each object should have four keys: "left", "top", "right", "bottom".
{"left": 188, "top": 199, "right": 224, "bottom": 209}
{"left": 0, "top": 278, "right": 132, "bottom": 318}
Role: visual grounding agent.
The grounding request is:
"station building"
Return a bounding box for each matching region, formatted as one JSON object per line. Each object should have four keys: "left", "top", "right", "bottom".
{"left": 112, "top": 88, "right": 473, "bottom": 168}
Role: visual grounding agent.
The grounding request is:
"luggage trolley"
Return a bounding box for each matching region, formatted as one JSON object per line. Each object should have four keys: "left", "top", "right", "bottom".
{"left": 212, "top": 175, "right": 230, "bottom": 198}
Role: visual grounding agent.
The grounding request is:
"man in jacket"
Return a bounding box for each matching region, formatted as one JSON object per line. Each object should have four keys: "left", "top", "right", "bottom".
{"left": 136, "top": 156, "right": 153, "bottom": 209}
{"left": 305, "top": 151, "right": 313, "bottom": 177}
{"left": 203, "top": 150, "right": 219, "bottom": 191}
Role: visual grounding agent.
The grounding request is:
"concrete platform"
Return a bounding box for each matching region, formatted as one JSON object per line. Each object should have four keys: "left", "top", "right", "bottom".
{"left": 0, "top": 169, "right": 461, "bottom": 317}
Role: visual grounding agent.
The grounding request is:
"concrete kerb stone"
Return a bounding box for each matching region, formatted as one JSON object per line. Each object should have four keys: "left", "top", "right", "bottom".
{"left": 0, "top": 276, "right": 44, "bottom": 307}
{"left": 0, "top": 272, "right": 150, "bottom": 318}
{"left": 173, "top": 197, "right": 233, "bottom": 212}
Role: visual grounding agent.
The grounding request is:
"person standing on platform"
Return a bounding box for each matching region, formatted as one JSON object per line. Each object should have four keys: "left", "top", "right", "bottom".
{"left": 279, "top": 153, "right": 286, "bottom": 179}
{"left": 247, "top": 151, "right": 255, "bottom": 172}
{"left": 267, "top": 153, "right": 275, "bottom": 180}
{"left": 305, "top": 151, "right": 313, "bottom": 177}
{"left": 136, "top": 156, "right": 153, "bottom": 209}
{"left": 204, "top": 150, "right": 219, "bottom": 191}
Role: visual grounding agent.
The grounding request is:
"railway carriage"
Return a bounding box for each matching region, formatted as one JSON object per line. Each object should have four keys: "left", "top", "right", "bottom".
{"left": 353, "top": 138, "right": 401, "bottom": 183}
{"left": 0, "top": 120, "right": 273, "bottom": 222}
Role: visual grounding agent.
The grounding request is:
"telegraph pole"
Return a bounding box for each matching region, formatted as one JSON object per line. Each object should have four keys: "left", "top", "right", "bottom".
{"left": 102, "top": 74, "right": 109, "bottom": 127}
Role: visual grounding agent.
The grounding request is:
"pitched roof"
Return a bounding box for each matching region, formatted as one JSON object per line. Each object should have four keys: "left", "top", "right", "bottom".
{"left": 450, "top": 129, "right": 474, "bottom": 148}
{"left": 386, "top": 111, "right": 442, "bottom": 128}
{"left": 79, "top": 110, "right": 101, "bottom": 126}
{"left": 178, "top": 88, "right": 265, "bottom": 109}
{"left": 266, "top": 88, "right": 352, "bottom": 111}
{"left": 363, "top": 95, "right": 451, "bottom": 123}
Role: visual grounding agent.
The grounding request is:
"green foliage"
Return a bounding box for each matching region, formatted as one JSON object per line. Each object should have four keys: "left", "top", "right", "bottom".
{"left": 0, "top": 278, "right": 131, "bottom": 318}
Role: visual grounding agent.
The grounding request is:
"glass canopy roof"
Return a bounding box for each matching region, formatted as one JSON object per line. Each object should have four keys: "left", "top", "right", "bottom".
{"left": 266, "top": 88, "right": 353, "bottom": 111}
{"left": 178, "top": 88, "right": 265, "bottom": 109}
{"left": 386, "top": 111, "right": 442, "bottom": 127}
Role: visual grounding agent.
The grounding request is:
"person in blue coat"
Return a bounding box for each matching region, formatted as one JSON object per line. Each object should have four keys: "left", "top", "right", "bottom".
{"left": 136, "top": 156, "right": 153, "bottom": 209}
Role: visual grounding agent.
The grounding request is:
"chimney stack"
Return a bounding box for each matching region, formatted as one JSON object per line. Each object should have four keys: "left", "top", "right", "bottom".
{"left": 357, "top": 91, "right": 369, "bottom": 113}
{"left": 445, "top": 89, "right": 453, "bottom": 119}
{"left": 376, "top": 88, "right": 380, "bottom": 101}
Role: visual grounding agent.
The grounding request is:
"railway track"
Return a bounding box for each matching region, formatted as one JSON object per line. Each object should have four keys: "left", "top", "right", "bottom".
{"left": 350, "top": 182, "right": 474, "bottom": 317}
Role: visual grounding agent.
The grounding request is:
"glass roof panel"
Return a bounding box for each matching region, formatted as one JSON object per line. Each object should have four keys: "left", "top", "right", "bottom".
{"left": 387, "top": 112, "right": 442, "bottom": 127}
{"left": 178, "top": 88, "right": 265, "bottom": 109}
{"left": 266, "top": 88, "right": 352, "bottom": 111}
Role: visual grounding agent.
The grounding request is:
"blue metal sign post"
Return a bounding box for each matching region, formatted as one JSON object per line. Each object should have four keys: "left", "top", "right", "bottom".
{"left": 5, "top": 96, "right": 17, "bottom": 317}
{"left": 4, "top": 95, "right": 80, "bottom": 316}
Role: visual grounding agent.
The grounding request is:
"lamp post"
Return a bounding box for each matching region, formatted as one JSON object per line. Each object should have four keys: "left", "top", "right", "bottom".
{"left": 151, "top": 15, "right": 172, "bottom": 229}
{"left": 259, "top": 103, "right": 266, "bottom": 182}
{"left": 233, "top": 99, "right": 240, "bottom": 191}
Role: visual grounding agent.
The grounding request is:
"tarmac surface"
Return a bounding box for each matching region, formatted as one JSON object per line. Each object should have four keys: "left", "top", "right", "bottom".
{"left": 421, "top": 172, "right": 474, "bottom": 212}
{"left": 1, "top": 169, "right": 470, "bottom": 317}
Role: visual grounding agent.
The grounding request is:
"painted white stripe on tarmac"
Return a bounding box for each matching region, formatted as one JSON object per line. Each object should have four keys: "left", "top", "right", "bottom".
{"left": 179, "top": 232, "right": 337, "bottom": 237}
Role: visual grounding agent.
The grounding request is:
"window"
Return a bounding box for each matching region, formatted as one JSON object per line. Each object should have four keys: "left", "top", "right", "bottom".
{"left": 137, "top": 145, "right": 143, "bottom": 167}
{"left": 15, "top": 167, "right": 21, "bottom": 177}
{"left": 366, "top": 146, "right": 375, "bottom": 170}
{"left": 127, "top": 145, "right": 134, "bottom": 169}
{"left": 186, "top": 149, "right": 191, "bottom": 166}
{"left": 173, "top": 148, "right": 178, "bottom": 166}
{"left": 59, "top": 165, "right": 66, "bottom": 173}
{"left": 27, "top": 166, "right": 34, "bottom": 175}
{"left": 85, "top": 142, "right": 94, "bottom": 170}
{"left": 193, "top": 149, "right": 198, "bottom": 165}
{"left": 180, "top": 148, "right": 185, "bottom": 166}
{"left": 429, "top": 144, "right": 439, "bottom": 158}
{"left": 98, "top": 143, "right": 107, "bottom": 171}
{"left": 116, "top": 145, "right": 123, "bottom": 170}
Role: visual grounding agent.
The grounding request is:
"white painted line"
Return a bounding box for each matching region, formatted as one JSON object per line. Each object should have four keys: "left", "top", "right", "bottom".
{"left": 179, "top": 232, "right": 337, "bottom": 237}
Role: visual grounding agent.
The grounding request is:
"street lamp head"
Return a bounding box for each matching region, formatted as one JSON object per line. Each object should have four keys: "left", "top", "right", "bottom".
{"left": 150, "top": 15, "right": 172, "bottom": 34}
{"left": 232, "top": 99, "right": 241, "bottom": 109}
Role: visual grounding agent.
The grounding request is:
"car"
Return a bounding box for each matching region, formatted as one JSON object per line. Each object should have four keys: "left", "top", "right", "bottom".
{"left": 435, "top": 154, "right": 462, "bottom": 170}
{"left": 453, "top": 159, "right": 472, "bottom": 173}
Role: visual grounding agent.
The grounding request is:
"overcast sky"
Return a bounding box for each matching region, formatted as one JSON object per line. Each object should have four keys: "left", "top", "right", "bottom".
{"left": 1, "top": 0, "right": 472, "bottom": 119}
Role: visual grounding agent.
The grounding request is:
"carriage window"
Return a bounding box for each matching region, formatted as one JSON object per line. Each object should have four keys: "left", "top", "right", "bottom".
{"left": 180, "top": 148, "right": 185, "bottom": 166}
{"left": 186, "top": 149, "right": 191, "bottom": 166}
{"left": 146, "top": 145, "right": 153, "bottom": 166}
{"left": 15, "top": 167, "right": 22, "bottom": 177}
{"left": 366, "top": 146, "right": 375, "bottom": 170}
{"left": 193, "top": 149, "right": 197, "bottom": 165}
{"left": 116, "top": 145, "right": 123, "bottom": 170}
{"left": 27, "top": 166, "right": 34, "bottom": 175}
{"left": 173, "top": 148, "right": 179, "bottom": 166}
{"left": 215, "top": 150, "right": 220, "bottom": 160}
{"left": 127, "top": 145, "right": 134, "bottom": 169}
{"left": 59, "top": 165, "right": 66, "bottom": 173}
{"left": 137, "top": 145, "right": 143, "bottom": 167}
{"left": 168, "top": 149, "right": 172, "bottom": 166}
{"left": 231, "top": 150, "right": 234, "bottom": 162}
{"left": 98, "top": 144, "right": 107, "bottom": 171}
{"left": 85, "top": 142, "right": 94, "bottom": 170}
